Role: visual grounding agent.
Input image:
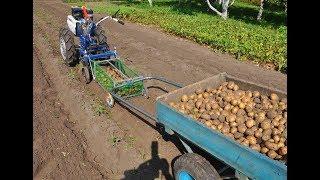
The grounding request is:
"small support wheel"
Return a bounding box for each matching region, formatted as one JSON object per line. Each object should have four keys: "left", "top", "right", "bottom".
{"left": 79, "top": 65, "right": 92, "bottom": 84}
{"left": 105, "top": 92, "right": 114, "bottom": 108}
{"left": 173, "top": 153, "right": 222, "bottom": 180}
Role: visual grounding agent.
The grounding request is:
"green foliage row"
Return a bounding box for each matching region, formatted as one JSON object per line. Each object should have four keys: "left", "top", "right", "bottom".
{"left": 69, "top": 0, "right": 286, "bottom": 71}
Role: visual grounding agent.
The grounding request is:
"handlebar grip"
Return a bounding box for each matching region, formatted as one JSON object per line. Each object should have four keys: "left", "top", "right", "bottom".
{"left": 118, "top": 20, "right": 124, "bottom": 25}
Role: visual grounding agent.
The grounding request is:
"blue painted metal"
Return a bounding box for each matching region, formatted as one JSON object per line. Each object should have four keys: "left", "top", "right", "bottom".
{"left": 156, "top": 101, "right": 287, "bottom": 180}
{"left": 178, "top": 171, "right": 194, "bottom": 180}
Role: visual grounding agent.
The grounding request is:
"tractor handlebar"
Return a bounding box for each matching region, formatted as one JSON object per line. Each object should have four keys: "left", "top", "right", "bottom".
{"left": 96, "top": 16, "right": 124, "bottom": 26}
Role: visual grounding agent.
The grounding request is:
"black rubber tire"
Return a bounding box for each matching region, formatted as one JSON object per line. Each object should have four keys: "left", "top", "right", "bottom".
{"left": 80, "top": 65, "right": 92, "bottom": 84}
{"left": 94, "top": 25, "right": 110, "bottom": 50}
{"left": 59, "top": 27, "right": 78, "bottom": 66}
{"left": 173, "top": 153, "right": 222, "bottom": 180}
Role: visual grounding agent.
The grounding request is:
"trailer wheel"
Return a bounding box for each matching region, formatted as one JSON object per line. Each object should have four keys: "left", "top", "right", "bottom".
{"left": 94, "top": 25, "right": 110, "bottom": 50}
{"left": 80, "top": 65, "right": 92, "bottom": 84}
{"left": 173, "top": 153, "right": 222, "bottom": 180}
{"left": 59, "top": 27, "right": 78, "bottom": 66}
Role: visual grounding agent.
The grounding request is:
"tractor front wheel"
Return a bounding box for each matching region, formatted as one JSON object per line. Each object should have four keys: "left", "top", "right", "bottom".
{"left": 59, "top": 27, "right": 78, "bottom": 66}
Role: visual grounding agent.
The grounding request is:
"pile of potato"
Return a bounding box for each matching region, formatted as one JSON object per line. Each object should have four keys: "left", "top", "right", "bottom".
{"left": 105, "top": 66, "right": 124, "bottom": 82}
{"left": 169, "top": 81, "right": 287, "bottom": 161}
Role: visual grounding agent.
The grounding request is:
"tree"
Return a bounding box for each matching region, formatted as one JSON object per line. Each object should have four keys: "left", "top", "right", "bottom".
{"left": 206, "top": 0, "right": 231, "bottom": 19}
{"left": 257, "top": 0, "right": 264, "bottom": 21}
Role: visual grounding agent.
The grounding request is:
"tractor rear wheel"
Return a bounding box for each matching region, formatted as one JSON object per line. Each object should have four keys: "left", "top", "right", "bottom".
{"left": 59, "top": 27, "right": 78, "bottom": 66}
{"left": 94, "top": 25, "right": 110, "bottom": 50}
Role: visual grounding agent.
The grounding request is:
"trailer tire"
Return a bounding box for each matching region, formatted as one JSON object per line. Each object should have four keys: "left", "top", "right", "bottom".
{"left": 94, "top": 25, "right": 110, "bottom": 50}
{"left": 59, "top": 27, "right": 78, "bottom": 66}
{"left": 173, "top": 153, "right": 222, "bottom": 180}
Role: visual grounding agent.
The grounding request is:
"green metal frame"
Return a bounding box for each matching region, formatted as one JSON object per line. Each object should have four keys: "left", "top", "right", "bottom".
{"left": 92, "top": 59, "right": 145, "bottom": 98}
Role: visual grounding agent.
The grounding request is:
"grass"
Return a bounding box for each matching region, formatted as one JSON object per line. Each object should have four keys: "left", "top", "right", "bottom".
{"left": 70, "top": 0, "right": 287, "bottom": 72}
{"left": 92, "top": 98, "right": 112, "bottom": 117}
{"left": 109, "top": 134, "right": 122, "bottom": 146}
{"left": 124, "top": 135, "right": 136, "bottom": 149}
{"left": 67, "top": 68, "right": 77, "bottom": 79}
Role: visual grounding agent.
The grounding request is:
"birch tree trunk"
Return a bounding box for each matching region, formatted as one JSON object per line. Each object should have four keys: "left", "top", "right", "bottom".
{"left": 206, "top": 0, "right": 230, "bottom": 19}
{"left": 147, "top": 0, "right": 153, "bottom": 6}
{"left": 257, "top": 0, "right": 264, "bottom": 21}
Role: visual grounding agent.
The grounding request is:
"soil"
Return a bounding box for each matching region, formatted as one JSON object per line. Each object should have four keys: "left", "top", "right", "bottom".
{"left": 33, "top": 0, "right": 286, "bottom": 179}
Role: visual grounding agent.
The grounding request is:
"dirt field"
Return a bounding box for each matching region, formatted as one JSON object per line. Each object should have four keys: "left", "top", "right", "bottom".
{"left": 33, "top": 0, "right": 287, "bottom": 179}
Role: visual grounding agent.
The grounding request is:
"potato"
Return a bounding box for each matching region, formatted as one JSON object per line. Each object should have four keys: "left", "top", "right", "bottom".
{"left": 252, "top": 91, "right": 260, "bottom": 97}
{"left": 230, "top": 127, "right": 238, "bottom": 134}
{"left": 275, "top": 154, "right": 283, "bottom": 160}
{"left": 211, "top": 103, "right": 219, "bottom": 110}
{"left": 201, "top": 113, "right": 211, "bottom": 120}
{"left": 199, "top": 108, "right": 206, "bottom": 113}
{"left": 250, "top": 144, "right": 261, "bottom": 152}
{"left": 278, "top": 146, "right": 287, "bottom": 155}
{"left": 233, "top": 84, "right": 239, "bottom": 91}
{"left": 254, "top": 130, "right": 263, "bottom": 138}
{"left": 230, "top": 121, "right": 238, "bottom": 127}
{"left": 245, "top": 91, "right": 253, "bottom": 98}
{"left": 205, "top": 103, "right": 212, "bottom": 111}
{"left": 234, "top": 132, "right": 243, "bottom": 139}
{"left": 245, "top": 128, "right": 255, "bottom": 136}
{"left": 197, "top": 93, "right": 203, "bottom": 99}
{"left": 261, "top": 147, "right": 269, "bottom": 154}
{"left": 195, "top": 100, "right": 202, "bottom": 109}
{"left": 226, "top": 114, "right": 236, "bottom": 123}
{"left": 265, "top": 141, "right": 278, "bottom": 151}
{"left": 237, "top": 109, "right": 246, "bottom": 116}
{"left": 181, "top": 95, "right": 188, "bottom": 102}
{"left": 272, "top": 128, "right": 281, "bottom": 136}
{"left": 217, "top": 123, "right": 223, "bottom": 130}
{"left": 237, "top": 124, "right": 247, "bottom": 133}
{"left": 241, "top": 96, "right": 250, "bottom": 104}
{"left": 279, "top": 118, "right": 287, "bottom": 125}
{"left": 272, "top": 119, "right": 280, "bottom": 127}
{"left": 203, "top": 92, "right": 210, "bottom": 99}
{"left": 211, "top": 125, "right": 217, "bottom": 130}
{"left": 221, "top": 124, "right": 230, "bottom": 134}
{"left": 267, "top": 150, "right": 278, "bottom": 159}
{"left": 273, "top": 135, "right": 280, "bottom": 143}
{"left": 247, "top": 136, "right": 257, "bottom": 145}
{"left": 231, "top": 106, "right": 239, "bottom": 114}
{"left": 238, "top": 102, "right": 246, "bottom": 109}
{"left": 277, "top": 142, "right": 285, "bottom": 149}
{"left": 212, "top": 119, "right": 221, "bottom": 126}
{"left": 262, "top": 134, "right": 271, "bottom": 141}
{"left": 226, "top": 81, "right": 234, "bottom": 89}
{"left": 205, "top": 120, "right": 213, "bottom": 127}
{"left": 210, "top": 113, "right": 219, "bottom": 120}
{"left": 262, "top": 129, "right": 272, "bottom": 136}
{"left": 231, "top": 99, "right": 239, "bottom": 106}
{"left": 224, "top": 104, "right": 232, "bottom": 111}
{"left": 261, "top": 120, "right": 271, "bottom": 130}
{"left": 278, "top": 124, "right": 285, "bottom": 132}
{"left": 236, "top": 116, "right": 246, "bottom": 124}
{"left": 246, "top": 118, "right": 256, "bottom": 128}
{"left": 266, "top": 110, "right": 277, "bottom": 119}
{"left": 218, "top": 115, "right": 226, "bottom": 122}
{"left": 242, "top": 139, "right": 250, "bottom": 146}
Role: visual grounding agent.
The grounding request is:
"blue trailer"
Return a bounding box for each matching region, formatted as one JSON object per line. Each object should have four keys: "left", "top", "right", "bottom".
{"left": 110, "top": 72, "right": 287, "bottom": 180}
